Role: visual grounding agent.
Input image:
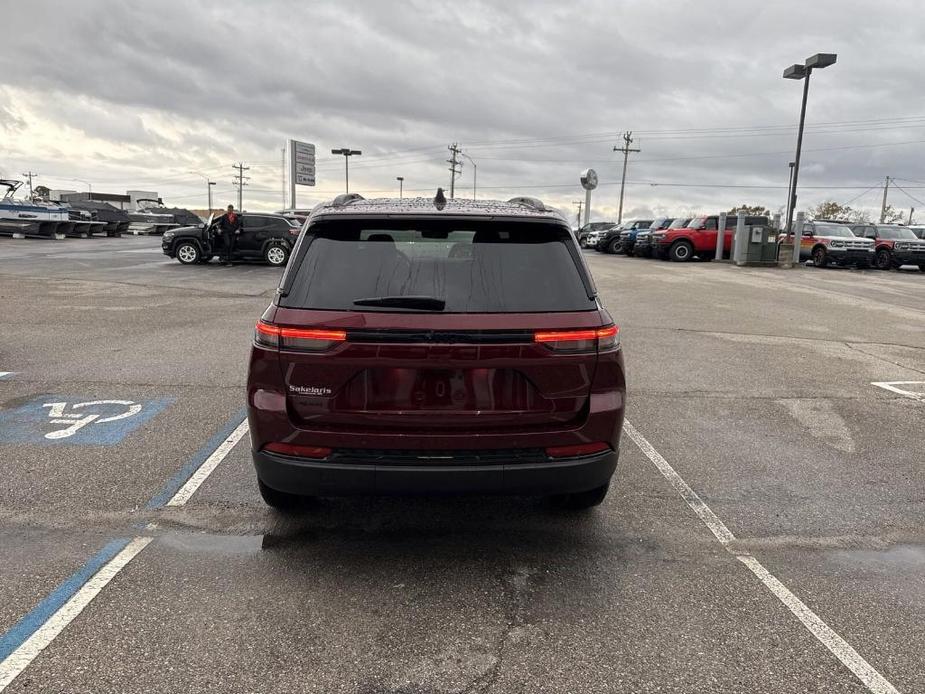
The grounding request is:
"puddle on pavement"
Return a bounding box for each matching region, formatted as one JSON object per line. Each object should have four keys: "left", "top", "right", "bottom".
{"left": 831, "top": 544, "right": 925, "bottom": 574}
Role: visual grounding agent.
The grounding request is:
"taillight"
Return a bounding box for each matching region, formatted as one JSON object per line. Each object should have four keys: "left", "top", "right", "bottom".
{"left": 545, "top": 442, "right": 611, "bottom": 459}
{"left": 254, "top": 321, "right": 346, "bottom": 351}
{"left": 264, "top": 442, "right": 332, "bottom": 459}
{"left": 534, "top": 325, "right": 619, "bottom": 352}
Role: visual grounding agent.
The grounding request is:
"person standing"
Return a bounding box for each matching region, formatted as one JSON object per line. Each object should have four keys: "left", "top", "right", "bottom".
{"left": 218, "top": 204, "right": 242, "bottom": 266}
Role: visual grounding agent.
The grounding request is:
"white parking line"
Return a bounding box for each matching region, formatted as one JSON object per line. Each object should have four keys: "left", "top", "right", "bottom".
{"left": 0, "top": 415, "right": 247, "bottom": 691}
{"left": 871, "top": 381, "right": 925, "bottom": 403}
{"left": 166, "top": 419, "right": 249, "bottom": 506}
{"left": 0, "top": 538, "right": 152, "bottom": 691}
{"left": 622, "top": 420, "right": 900, "bottom": 694}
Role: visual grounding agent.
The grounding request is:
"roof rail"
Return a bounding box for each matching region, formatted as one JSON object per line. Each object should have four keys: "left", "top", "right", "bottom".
{"left": 507, "top": 196, "right": 548, "bottom": 212}
{"left": 331, "top": 193, "right": 365, "bottom": 207}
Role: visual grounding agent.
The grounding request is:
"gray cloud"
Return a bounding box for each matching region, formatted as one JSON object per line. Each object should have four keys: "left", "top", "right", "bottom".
{"left": 1, "top": 0, "right": 924, "bottom": 219}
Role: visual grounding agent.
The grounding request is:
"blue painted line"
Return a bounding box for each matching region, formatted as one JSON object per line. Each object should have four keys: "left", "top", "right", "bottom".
{"left": 0, "top": 538, "right": 130, "bottom": 662}
{"left": 144, "top": 407, "right": 248, "bottom": 509}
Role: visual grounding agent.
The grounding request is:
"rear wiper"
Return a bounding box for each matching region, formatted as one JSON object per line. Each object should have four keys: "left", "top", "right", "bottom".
{"left": 353, "top": 295, "right": 446, "bottom": 311}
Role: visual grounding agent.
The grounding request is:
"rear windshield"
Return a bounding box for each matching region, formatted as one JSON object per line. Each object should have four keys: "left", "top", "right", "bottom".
{"left": 875, "top": 226, "right": 916, "bottom": 239}
{"left": 279, "top": 218, "right": 595, "bottom": 313}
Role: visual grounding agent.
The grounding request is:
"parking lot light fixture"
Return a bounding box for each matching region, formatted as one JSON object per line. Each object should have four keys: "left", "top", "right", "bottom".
{"left": 331, "top": 148, "right": 362, "bottom": 194}
{"left": 396, "top": 176, "right": 404, "bottom": 199}
{"left": 782, "top": 53, "right": 837, "bottom": 264}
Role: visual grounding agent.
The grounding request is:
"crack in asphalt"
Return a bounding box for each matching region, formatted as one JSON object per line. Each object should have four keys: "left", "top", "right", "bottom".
{"left": 843, "top": 342, "right": 925, "bottom": 376}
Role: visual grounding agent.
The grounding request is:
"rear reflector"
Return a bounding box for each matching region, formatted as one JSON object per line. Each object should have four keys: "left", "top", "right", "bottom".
{"left": 255, "top": 321, "right": 346, "bottom": 351}
{"left": 534, "top": 325, "right": 619, "bottom": 352}
{"left": 545, "top": 442, "right": 611, "bottom": 459}
{"left": 264, "top": 442, "right": 332, "bottom": 459}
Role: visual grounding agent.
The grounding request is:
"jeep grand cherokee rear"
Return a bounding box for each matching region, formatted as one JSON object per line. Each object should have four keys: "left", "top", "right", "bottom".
{"left": 247, "top": 194, "right": 626, "bottom": 510}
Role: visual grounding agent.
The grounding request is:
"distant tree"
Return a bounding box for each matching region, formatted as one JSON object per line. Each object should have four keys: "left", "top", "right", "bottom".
{"left": 880, "top": 204, "right": 905, "bottom": 223}
{"left": 727, "top": 204, "right": 772, "bottom": 217}
{"left": 807, "top": 200, "right": 871, "bottom": 223}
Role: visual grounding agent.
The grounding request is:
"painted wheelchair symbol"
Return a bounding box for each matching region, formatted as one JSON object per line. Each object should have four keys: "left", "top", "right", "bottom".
{"left": 41, "top": 400, "right": 143, "bottom": 440}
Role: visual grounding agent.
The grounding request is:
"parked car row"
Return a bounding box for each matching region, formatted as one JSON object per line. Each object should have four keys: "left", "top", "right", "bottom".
{"left": 582, "top": 215, "right": 769, "bottom": 262}
{"left": 580, "top": 215, "right": 925, "bottom": 272}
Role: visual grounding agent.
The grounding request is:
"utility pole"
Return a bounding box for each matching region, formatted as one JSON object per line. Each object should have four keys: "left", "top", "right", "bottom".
{"left": 232, "top": 162, "right": 250, "bottom": 211}
{"left": 21, "top": 171, "right": 38, "bottom": 198}
{"left": 908, "top": 207, "right": 915, "bottom": 225}
{"left": 879, "top": 175, "right": 891, "bottom": 223}
{"left": 447, "top": 143, "right": 462, "bottom": 199}
{"left": 573, "top": 200, "right": 584, "bottom": 227}
{"left": 396, "top": 176, "right": 404, "bottom": 199}
{"left": 613, "top": 131, "right": 640, "bottom": 223}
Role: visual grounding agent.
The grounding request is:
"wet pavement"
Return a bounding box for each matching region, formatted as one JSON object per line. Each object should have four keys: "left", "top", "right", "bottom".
{"left": 0, "top": 235, "right": 923, "bottom": 692}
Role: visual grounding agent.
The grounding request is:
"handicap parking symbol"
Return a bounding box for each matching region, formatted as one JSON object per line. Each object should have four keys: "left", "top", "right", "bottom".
{"left": 0, "top": 396, "right": 173, "bottom": 445}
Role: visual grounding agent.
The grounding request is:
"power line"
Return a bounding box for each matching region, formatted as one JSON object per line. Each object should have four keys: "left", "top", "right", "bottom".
{"left": 890, "top": 181, "right": 925, "bottom": 207}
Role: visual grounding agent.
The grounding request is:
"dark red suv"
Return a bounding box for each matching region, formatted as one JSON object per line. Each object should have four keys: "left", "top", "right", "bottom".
{"left": 247, "top": 194, "right": 626, "bottom": 510}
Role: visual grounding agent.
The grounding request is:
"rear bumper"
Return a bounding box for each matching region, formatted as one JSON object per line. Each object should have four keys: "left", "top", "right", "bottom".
{"left": 253, "top": 448, "right": 618, "bottom": 496}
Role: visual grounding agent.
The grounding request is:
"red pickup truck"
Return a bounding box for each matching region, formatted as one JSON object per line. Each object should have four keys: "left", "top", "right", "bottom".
{"left": 652, "top": 215, "right": 769, "bottom": 261}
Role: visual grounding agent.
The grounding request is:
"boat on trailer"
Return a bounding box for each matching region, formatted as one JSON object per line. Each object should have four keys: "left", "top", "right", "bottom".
{"left": 1, "top": 180, "right": 71, "bottom": 237}
{"left": 66, "top": 200, "right": 131, "bottom": 236}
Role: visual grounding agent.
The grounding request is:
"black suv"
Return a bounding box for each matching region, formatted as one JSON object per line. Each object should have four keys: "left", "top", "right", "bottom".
{"left": 162, "top": 213, "right": 300, "bottom": 266}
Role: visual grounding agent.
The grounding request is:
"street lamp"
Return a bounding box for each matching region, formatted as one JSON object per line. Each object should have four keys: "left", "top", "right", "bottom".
{"left": 189, "top": 171, "right": 216, "bottom": 213}
{"left": 783, "top": 52, "right": 837, "bottom": 263}
{"left": 459, "top": 152, "right": 477, "bottom": 200}
{"left": 71, "top": 178, "right": 92, "bottom": 199}
{"left": 331, "top": 148, "right": 362, "bottom": 194}
{"left": 396, "top": 176, "right": 404, "bottom": 199}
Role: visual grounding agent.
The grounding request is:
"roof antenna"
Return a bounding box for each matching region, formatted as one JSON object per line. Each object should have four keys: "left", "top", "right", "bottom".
{"left": 434, "top": 187, "right": 447, "bottom": 211}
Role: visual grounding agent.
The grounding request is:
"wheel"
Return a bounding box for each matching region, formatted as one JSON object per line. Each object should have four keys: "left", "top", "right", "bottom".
{"left": 669, "top": 240, "right": 694, "bottom": 262}
{"left": 551, "top": 483, "right": 609, "bottom": 510}
{"left": 264, "top": 243, "right": 289, "bottom": 267}
{"left": 875, "top": 248, "right": 893, "bottom": 270}
{"left": 606, "top": 238, "right": 622, "bottom": 255}
{"left": 258, "top": 479, "right": 305, "bottom": 511}
{"left": 175, "top": 242, "right": 201, "bottom": 264}
{"left": 812, "top": 247, "right": 828, "bottom": 268}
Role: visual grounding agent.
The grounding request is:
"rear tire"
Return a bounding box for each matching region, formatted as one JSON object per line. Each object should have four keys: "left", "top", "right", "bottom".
{"left": 258, "top": 479, "right": 304, "bottom": 511}
{"left": 669, "top": 240, "right": 693, "bottom": 262}
{"left": 875, "top": 249, "right": 893, "bottom": 270}
{"left": 551, "top": 483, "right": 609, "bottom": 510}
{"left": 175, "top": 242, "right": 201, "bottom": 265}
{"left": 264, "top": 243, "right": 289, "bottom": 267}
{"left": 812, "top": 247, "right": 828, "bottom": 268}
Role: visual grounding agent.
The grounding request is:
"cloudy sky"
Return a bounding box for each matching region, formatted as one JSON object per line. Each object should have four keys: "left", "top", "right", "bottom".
{"left": 2, "top": 0, "right": 924, "bottom": 223}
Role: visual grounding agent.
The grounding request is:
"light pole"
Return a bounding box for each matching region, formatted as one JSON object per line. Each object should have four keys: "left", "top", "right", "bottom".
{"left": 396, "top": 176, "right": 404, "bottom": 199}
{"left": 784, "top": 161, "right": 795, "bottom": 227}
{"left": 71, "top": 178, "right": 92, "bottom": 200}
{"left": 331, "top": 148, "right": 361, "bottom": 194}
{"left": 783, "top": 53, "right": 837, "bottom": 263}
{"left": 460, "top": 152, "right": 477, "bottom": 199}
{"left": 190, "top": 171, "right": 216, "bottom": 214}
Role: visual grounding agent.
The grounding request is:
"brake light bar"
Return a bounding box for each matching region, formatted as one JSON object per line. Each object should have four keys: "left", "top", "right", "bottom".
{"left": 254, "top": 321, "right": 346, "bottom": 351}
{"left": 534, "top": 325, "right": 619, "bottom": 352}
{"left": 545, "top": 441, "right": 611, "bottom": 459}
{"left": 264, "top": 442, "right": 332, "bottom": 459}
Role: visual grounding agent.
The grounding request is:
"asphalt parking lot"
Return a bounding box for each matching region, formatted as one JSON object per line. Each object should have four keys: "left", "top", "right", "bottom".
{"left": 0, "top": 235, "right": 923, "bottom": 693}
